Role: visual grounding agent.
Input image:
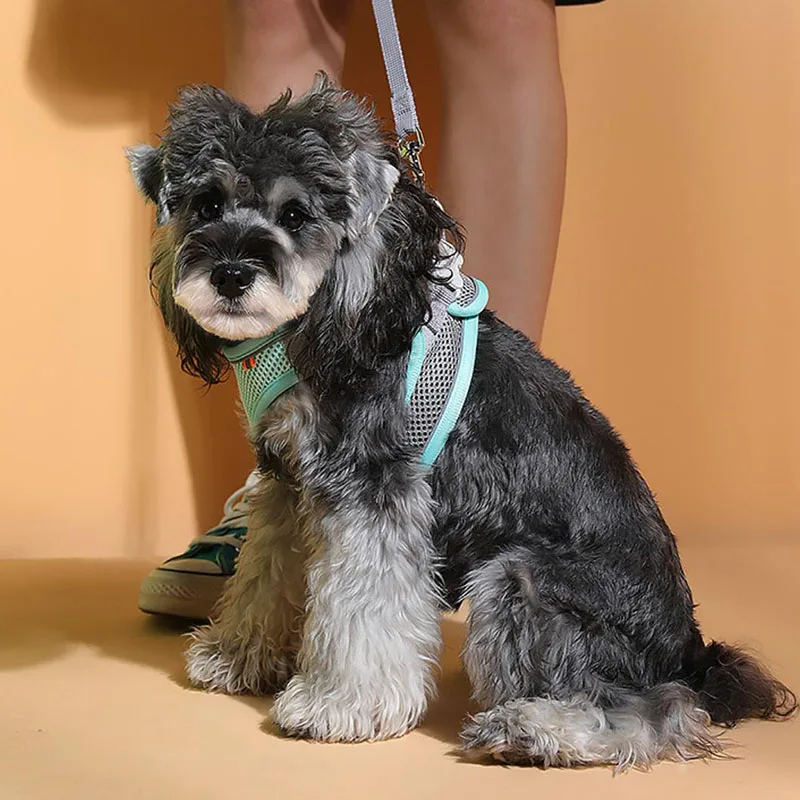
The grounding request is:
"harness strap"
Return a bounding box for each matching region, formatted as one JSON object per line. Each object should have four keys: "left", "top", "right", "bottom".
{"left": 405, "top": 276, "right": 488, "bottom": 466}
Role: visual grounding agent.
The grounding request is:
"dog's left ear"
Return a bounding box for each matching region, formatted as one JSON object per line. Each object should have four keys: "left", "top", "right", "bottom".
{"left": 341, "top": 143, "right": 400, "bottom": 239}
{"left": 126, "top": 144, "right": 171, "bottom": 225}
{"left": 289, "top": 74, "right": 400, "bottom": 238}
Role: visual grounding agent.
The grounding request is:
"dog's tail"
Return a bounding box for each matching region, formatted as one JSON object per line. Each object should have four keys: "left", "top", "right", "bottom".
{"left": 689, "top": 640, "right": 796, "bottom": 727}
{"left": 460, "top": 643, "right": 795, "bottom": 770}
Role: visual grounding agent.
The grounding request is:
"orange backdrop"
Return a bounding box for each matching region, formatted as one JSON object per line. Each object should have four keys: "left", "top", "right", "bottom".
{"left": 1, "top": 0, "right": 798, "bottom": 559}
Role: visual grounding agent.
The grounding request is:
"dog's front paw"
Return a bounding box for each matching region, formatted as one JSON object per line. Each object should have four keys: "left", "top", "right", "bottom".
{"left": 185, "top": 624, "right": 293, "bottom": 695}
{"left": 271, "top": 674, "right": 424, "bottom": 742}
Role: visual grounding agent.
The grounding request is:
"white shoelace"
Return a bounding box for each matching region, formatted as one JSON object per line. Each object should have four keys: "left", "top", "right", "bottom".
{"left": 188, "top": 470, "right": 259, "bottom": 550}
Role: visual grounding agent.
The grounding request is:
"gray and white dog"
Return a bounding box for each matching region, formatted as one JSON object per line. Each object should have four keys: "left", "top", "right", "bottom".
{"left": 128, "top": 75, "right": 794, "bottom": 768}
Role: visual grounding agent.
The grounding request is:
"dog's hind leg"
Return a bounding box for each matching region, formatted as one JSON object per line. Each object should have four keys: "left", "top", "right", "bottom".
{"left": 271, "top": 476, "right": 442, "bottom": 742}
{"left": 186, "top": 477, "right": 306, "bottom": 695}
{"left": 459, "top": 551, "right": 721, "bottom": 769}
{"left": 460, "top": 686, "right": 722, "bottom": 770}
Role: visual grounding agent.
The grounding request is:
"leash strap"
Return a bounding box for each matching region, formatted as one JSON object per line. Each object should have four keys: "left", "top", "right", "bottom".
{"left": 371, "top": 0, "right": 425, "bottom": 184}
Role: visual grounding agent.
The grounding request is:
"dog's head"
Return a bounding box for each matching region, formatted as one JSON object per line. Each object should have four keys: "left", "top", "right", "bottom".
{"left": 128, "top": 74, "right": 401, "bottom": 383}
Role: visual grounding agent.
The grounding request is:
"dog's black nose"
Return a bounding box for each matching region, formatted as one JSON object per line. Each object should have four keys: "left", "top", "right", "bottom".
{"left": 210, "top": 264, "right": 255, "bottom": 299}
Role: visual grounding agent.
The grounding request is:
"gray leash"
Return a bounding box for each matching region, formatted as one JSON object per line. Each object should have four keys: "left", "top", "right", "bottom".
{"left": 370, "top": 0, "right": 426, "bottom": 185}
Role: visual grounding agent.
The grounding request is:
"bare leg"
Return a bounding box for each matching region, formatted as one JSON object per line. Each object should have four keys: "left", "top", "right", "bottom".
{"left": 426, "top": 0, "right": 567, "bottom": 340}
{"left": 225, "top": 0, "right": 352, "bottom": 108}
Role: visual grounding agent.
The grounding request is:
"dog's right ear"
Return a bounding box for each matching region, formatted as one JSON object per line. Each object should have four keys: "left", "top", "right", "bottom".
{"left": 126, "top": 144, "right": 171, "bottom": 225}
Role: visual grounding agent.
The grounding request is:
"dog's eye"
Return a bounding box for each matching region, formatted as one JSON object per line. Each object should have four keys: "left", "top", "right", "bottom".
{"left": 278, "top": 205, "right": 308, "bottom": 232}
{"left": 194, "top": 190, "right": 224, "bottom": 222}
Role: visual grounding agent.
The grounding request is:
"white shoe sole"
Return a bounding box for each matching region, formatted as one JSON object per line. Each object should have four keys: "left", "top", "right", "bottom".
{"left": 138, "top": 568, "right": 228, "bottom": 620}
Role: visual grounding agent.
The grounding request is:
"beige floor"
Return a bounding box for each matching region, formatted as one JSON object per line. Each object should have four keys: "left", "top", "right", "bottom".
{"left": 1, "top": 545, "right": 799, "bottom": 800}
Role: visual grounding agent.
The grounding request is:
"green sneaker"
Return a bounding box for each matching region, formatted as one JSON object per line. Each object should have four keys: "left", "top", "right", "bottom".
{"left": 137, "top": 471, "right": 258, "bottom": 620}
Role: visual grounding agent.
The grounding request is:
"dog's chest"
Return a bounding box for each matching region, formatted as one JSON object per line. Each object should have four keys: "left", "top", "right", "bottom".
{"left": 253, "top": 386, "right": 319, "bottom": 484}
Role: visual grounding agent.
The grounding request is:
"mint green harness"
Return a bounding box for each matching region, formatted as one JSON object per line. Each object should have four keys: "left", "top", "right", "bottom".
{"left": 222, "top": 277, "right": 488, "bottom": 467}
{"left": 222, "top": 331, "right": 300, "bottom": 425}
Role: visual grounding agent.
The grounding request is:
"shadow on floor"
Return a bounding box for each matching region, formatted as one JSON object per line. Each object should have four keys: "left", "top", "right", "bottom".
{"left": 0, "top": 559, "right": 473, "bottom": 745}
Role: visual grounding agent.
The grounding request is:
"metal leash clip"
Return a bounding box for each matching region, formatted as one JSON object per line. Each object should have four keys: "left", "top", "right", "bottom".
{"left": 398, "top": 127, "right": 426, "bottom": 186}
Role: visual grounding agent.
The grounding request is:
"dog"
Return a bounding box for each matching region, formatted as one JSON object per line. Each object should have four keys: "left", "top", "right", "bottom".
{"left": 128, "top": 74, "right": 795, "bottom": 768}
